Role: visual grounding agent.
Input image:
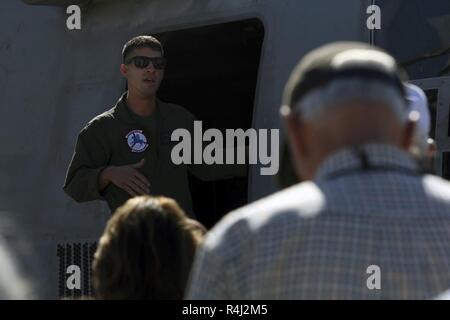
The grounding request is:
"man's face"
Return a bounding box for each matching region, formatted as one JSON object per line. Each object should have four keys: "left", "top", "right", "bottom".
{"left": 120, "top": 47, "right": 165, "bottom": 98}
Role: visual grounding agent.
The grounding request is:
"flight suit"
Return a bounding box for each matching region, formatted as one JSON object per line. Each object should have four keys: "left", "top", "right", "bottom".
{"left": 63, "top": 92, "right": 245, "bottom": 217}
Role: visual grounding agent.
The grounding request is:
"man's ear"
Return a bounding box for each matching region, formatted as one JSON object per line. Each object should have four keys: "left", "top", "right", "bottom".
{"left": 282, "top": 107, "right": 306, "bottom": 157}
{"left": 281, "top": 106, "right": 308, "bottom": 180}
{"left": 120, "top": 64, "right": 128, "bottom": 78}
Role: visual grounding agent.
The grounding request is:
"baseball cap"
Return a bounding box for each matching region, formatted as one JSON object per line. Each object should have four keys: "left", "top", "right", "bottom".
{"left": 277, "top": 42, "right": 408, "bottom": 188}
{"left": 404, "top": 83, "right": 431, "bottom": 155}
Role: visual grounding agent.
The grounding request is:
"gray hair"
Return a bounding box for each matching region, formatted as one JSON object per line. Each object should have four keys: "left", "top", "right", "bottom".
{"left": 292, "top": 78, "right": 407, "bottom": 123}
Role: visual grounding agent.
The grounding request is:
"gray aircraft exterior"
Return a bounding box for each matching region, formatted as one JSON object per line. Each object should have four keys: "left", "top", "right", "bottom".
{"left": 0, "top": 0, "right": 449, "bottom": 298}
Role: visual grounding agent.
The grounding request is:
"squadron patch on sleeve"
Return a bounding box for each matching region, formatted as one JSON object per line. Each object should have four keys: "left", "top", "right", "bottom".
{"left": 126, "top": 130, "right": 149, "bottom": 153}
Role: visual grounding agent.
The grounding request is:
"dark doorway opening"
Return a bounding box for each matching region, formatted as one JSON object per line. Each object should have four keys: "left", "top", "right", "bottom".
{"left": 156, "top": 18, "right": 264, "bottom": 229}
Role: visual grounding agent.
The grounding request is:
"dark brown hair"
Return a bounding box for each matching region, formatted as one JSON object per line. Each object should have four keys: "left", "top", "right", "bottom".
{"left": 122, "top": 35, "right": 164, "bottom": 63}
{"left": 92, "top": 196, "right": 205, "bottom": 300}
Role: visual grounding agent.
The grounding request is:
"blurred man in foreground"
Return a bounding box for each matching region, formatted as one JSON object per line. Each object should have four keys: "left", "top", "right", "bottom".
{"left": 186, "top": 42, "right": 450, "bottom": 299}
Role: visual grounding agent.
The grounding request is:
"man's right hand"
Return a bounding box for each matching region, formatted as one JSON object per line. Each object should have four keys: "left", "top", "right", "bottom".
{"left": 99, "top": 159, "right": 151, "bottom": 196}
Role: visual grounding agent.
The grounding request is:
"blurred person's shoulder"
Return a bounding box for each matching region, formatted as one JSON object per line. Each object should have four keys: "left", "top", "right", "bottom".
{"left": 203, "top": 181, "right": 325, "bottom": 250}
{"left": 0, "top": 215, "right": 40, "bottom": 299}
{"left": 421, "top": 174, "right": 450, "bottom": 205}
{"left": 0, "top": 239, "right": 33, "bottom": 299}
{"left": 435, "top": 288, "right": 450, "bottom": 300}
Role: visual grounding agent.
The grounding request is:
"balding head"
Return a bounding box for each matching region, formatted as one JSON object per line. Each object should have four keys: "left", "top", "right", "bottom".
{"left": 279, "top": 42, "right": 415, "bottom": 182}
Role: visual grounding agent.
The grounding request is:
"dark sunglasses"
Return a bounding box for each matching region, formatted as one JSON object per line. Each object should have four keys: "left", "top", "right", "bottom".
{"left": 125, "top": 56, "right": 167, "bottom": 69}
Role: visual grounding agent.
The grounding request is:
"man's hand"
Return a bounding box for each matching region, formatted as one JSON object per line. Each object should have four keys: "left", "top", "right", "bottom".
{"left": 99, "top": 159, "right": 150, "bottom": 196}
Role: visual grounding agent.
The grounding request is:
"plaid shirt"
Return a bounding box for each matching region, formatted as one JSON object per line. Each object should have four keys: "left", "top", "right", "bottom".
{"left": 186, "top": 144, "right": 450, "bottom": 299}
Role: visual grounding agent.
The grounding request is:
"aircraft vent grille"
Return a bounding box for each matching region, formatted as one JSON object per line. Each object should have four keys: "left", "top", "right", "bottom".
{"left": 57, "top": 241, "right": 97, "bottom": 299}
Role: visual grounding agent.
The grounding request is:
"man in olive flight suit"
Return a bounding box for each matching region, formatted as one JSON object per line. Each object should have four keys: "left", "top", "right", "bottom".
{"left": 63, "top": 35, "right": 244, "bottom": 217}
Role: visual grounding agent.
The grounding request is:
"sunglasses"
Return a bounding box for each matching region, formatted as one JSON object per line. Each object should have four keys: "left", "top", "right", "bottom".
{"left": 125, "top": 56, "right": 167, "bottom": 69}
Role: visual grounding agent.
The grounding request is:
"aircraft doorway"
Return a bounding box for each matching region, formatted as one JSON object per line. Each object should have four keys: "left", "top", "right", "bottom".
{"left": 155, "top": 18, "right": 265, "bottom": 229}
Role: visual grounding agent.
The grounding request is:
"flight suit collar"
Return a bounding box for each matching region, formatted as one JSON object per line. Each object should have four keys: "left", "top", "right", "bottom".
{"left": 114, "top": 91, "right": 165, "bottom": 124}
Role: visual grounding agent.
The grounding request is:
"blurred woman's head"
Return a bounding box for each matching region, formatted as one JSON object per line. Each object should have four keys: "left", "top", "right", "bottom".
{"left": 92, "top": 196, "right": 205, "bottom": 299}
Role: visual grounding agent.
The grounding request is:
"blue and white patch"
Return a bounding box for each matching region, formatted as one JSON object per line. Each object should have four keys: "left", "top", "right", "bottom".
{"left": 126, "top": 130, "right": 149, "bottom": 153}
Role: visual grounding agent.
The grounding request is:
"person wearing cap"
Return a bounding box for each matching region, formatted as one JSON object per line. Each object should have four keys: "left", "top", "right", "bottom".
{"left": 404, "top": 83, "right": 437, "bottom": 173}
{"left": 186, "top": 42, "right": 450, "bottom": 299}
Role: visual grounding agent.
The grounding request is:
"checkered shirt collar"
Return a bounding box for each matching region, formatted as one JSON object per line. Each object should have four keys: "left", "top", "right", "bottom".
{"left": 315, "top": 143, "right": 419, "bottom": 182}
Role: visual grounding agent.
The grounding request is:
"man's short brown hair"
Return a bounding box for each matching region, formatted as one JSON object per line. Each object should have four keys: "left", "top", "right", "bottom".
{"left": 122, "top": 35, "right": 164, "bottom": 63}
